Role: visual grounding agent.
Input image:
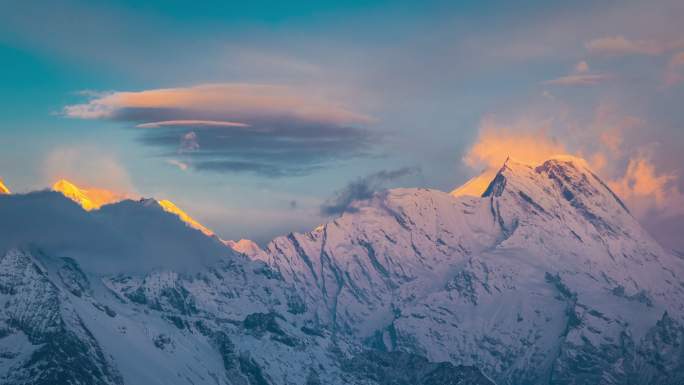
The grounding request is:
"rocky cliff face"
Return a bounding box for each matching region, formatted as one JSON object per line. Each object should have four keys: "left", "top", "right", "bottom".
{"left": 0, "top": 155, "right": 681, "bottom": 384}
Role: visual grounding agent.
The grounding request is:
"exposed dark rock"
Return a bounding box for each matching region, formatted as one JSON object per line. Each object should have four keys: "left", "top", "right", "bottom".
{"left": 342, "top": 350, "right": 495, "bottom": 385}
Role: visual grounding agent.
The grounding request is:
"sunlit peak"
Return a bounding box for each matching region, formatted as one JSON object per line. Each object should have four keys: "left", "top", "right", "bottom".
{"left": 52, "top": 179, "right": 125, "bottom": 211}
{"left": 156, "top": 199, "right": 215, "bottom": 237}
{"left": 451, "top": 154, "right": 594, "bottom": 198}
{"left": 0, "top": 179, "right": 10, "bottom": 195}
{"left": 450, "top": 169, "right": 498, "bottom": 198}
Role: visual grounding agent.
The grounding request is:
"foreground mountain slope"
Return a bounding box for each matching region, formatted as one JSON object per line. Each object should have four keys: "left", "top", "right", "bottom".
{"left": 254, "top": 155, "right": 684, "bottom": 384}
{"left": 0, "top": 191, "right": 493, "bottom": 385}
{"left": 0, "top": 155, "right": 682, "bottom": 384}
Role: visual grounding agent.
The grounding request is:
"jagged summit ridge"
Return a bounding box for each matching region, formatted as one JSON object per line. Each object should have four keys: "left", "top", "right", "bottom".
{"left": 52, "top": 179, "right": 125, "bottom": 211}
{"left": 51, "top": 179, "right": 216, "bottom": 238}
{"left": 454, "top": 154, "right": 595, "bottom": 198}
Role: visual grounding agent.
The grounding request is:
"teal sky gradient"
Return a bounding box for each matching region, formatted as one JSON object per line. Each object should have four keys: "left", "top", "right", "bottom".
{"left": 1, "top": 0, "right": 683, "bottom": 248}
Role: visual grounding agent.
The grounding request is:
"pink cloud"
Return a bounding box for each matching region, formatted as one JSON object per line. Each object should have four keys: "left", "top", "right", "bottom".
{"left": 463, "top": 116, "right": 568, "bottom": 171}
{"left": 586, "top": 36, "right": 666, "bottom": 56}
{"left": 586, "top": 35, "right": 684, "bottom": 56}
{"left": 608, "top": 154, "right": 684, "bottom": 219}
{"left": 137, "top": 120, "right": 249, "bottom": 128}
{"left": 64, "top": 83, "right": 373, "bottom": 126}
{"left": 544, "top": 73, "right": 610, "bottom": 86}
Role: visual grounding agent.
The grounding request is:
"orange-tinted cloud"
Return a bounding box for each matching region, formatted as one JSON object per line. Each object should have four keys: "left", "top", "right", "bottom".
{"left": 608, "top": 154, "right": 684, "bottom": 218}
{"left": 464, "top": 116, "right": 567, "bottom": 170}
{"left": 592, "top": 104, "right": 642, "bottom": 155}
{"left": 64, "top": 83, "right": 373, "bottom": 126}
{"left": 455, "top": 117, "right": 569, "bottom": 197}
{"left": 458, "top": 109, "right": 647, "bottom": 197}
{"left": 460, "top": 118, "right": 684, "bottom": 221}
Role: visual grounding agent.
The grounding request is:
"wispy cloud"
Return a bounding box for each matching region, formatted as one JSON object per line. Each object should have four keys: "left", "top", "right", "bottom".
{"left": 609, "top": 152, "right": 684, "bottom": 219}
{"left": 586, "top": 35, "right": 684, "bottom": 56}
{"left": 166, "top": 159, "right": 189, "bottom": 171}
{"left": 544, "top": 73, "right": 610, "bottom": 86}
{"left": 544, "top": 61, "right": 610, "bottom": 86}
{"left": 43, "top": 147, "right": 137, "bottom": 196}
{"left": 179, "top": 131, "right": 199, "bottom": 153}
{"left": 137, "top": 120, "right": 250, "bottom": 129}
{"left": 64, "top": 83, "right": 377, "bottom": 176}
{"left": 320, "top": 167, "right": 419, "bottom": 216}
{"left": 575, "top": 60, "right": 590, "bottom": 73}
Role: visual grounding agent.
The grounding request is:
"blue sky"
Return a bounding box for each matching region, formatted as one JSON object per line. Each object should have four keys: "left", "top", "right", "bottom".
{"left": 1, "top": 0, "right": 684, "bottom": 249}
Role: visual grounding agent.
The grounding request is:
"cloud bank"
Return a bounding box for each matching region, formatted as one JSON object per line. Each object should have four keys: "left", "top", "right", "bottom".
{"left": 64, "top": 83, "right": 376, "bottom": 176}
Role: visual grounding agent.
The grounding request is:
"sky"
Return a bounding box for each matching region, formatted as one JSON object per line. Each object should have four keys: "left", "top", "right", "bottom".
{"left": 1, "top": 0, "right": 684, "bottom": 250}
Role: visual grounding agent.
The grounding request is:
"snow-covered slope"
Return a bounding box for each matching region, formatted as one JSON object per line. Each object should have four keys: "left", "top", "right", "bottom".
{"left": 0, "top": 155, "right": 683, "bottom": 384}
{"left": 255, "top": 155, "right": 684, "bottom": 384}
{"left": 0, "top": 188, "right": 493, "bottom": 385}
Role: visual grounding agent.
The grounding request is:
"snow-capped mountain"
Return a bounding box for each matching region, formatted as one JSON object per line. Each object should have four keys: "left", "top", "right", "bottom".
{"left": 51, "top": 179, "right": 215, "bottom": 237}
{"left": 0, "top": 155, "right": 682, "bottom": 385}
{"left": 248, "top": 155, "right": 684, "bottom": 384}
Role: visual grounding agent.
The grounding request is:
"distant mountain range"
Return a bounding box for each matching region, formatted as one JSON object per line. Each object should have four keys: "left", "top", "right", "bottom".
{"left": 0, "top": 155, "right": 682, "bottom": 385}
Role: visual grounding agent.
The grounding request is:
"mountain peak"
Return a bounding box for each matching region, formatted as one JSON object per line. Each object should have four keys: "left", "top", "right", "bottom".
{"left": 0, "top": 178, "right": 9, "bottom": 195}
{"left": 50, "top": 180, "right": 215, "bottom": 237}
{"left": 224, "top": 238, "right": 267, "bottom": 260}
{"left": 52, "top": 179, "right": 126, "bottom": 211}
{"left": 452, "top": 154, "right": 596, "bottom": 198}
{"left": 52, "top": 179, "right": 98, "bottom": 210}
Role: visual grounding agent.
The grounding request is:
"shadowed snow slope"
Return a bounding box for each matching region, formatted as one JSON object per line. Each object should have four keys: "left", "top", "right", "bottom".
{"left": 0, "top": 191, "right": 229, "bottom": 274}
{"left": 0, "top": 155, "right": 682, "bottom": 385}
